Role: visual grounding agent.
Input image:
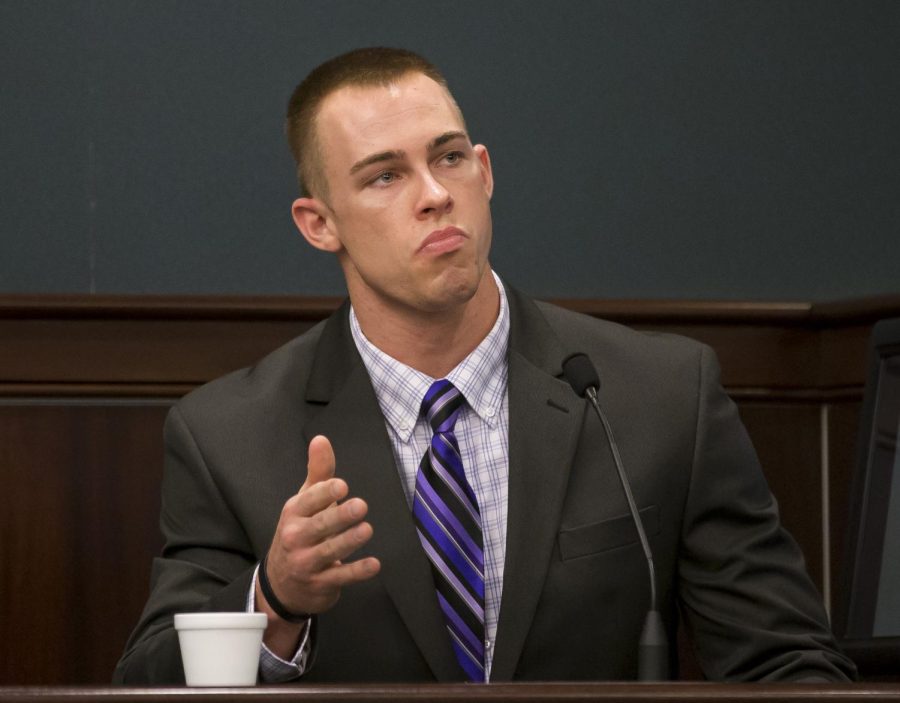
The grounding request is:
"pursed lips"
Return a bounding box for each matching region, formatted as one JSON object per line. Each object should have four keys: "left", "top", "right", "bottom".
{"left": 417, "top": 226, "right": 467, "bottom": 255}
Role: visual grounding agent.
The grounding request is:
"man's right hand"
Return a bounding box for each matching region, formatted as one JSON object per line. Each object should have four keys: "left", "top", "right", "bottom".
{"left": 256, "top": 434, "right": 381, "bottom": 657}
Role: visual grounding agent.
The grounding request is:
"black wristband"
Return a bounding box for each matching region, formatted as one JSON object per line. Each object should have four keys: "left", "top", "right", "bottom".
{"left": 258, "top": 554, "right": 312, "bottom": 624}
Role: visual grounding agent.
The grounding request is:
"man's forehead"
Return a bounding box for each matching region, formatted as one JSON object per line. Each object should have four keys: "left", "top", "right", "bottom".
{"left": 314, "top": 73, "right": 465, "bottom": 149}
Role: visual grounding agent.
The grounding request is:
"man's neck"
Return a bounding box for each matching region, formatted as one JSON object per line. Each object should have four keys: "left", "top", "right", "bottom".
{"left": 351, "top": 270, "right": 500, "bottom": 379}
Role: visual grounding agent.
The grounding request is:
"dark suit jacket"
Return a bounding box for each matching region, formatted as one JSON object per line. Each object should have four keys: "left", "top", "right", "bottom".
{"left": 114, "top": 285, "right": 855, "bottom": 683}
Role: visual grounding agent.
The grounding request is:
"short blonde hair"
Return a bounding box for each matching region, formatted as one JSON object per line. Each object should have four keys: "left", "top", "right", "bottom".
{"left": 286, "top": 47, "right": 455, "bottom": 199}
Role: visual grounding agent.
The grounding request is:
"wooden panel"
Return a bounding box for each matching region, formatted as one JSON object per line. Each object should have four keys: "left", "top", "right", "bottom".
{"left": 828, "top": 401, "right": 864, "bottom": 612}
{"left": 737, "top": 403, "right": 825, "bottom": 590}
{"left": 0, "top": 405, "right": 170, "bottom": 685}
{"left": 0, "top": 319, "right": 315, "bottom": 386}
{"left": 3, "top": 295, "right": 897, "bottom": 395}
{"left": 818, "top": 327, "right": 873, "bottom": 390}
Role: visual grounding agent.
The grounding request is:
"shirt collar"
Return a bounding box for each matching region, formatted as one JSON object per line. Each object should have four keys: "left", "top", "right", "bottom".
{"left": 350, "top": 271, "right": 510, "bottom": 443}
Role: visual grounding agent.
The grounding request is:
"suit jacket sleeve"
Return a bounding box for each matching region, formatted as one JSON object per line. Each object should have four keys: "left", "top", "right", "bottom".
{"left": 677, "top": 345, "right": 854, "bottom": 680}
{"left": 113, "top": 405, "right": 260, "bottom": 684}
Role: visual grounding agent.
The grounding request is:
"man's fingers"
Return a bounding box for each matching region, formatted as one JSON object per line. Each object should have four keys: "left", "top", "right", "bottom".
{"left": 278, "top": 494, "right": 369, "bottom": 554}
{"left": 304, "top": 519, "right": 374, "bottom": 571}
{"left": 318, "top": 556, "right": 381, "bottom": 588}
{"left": 276, "top": 556, "right": 381, "bottom": 616}
{"left": 272, "top": 530, "right": 379, "bottom": 613}
{"left": 280, "top": 500, "right": 371, "bottom": 566}
{"left": 301, "top": 434, "right": 336, "bottom": 492}
{"left": 289, "top": 478, "right": 350, "bottom": 519}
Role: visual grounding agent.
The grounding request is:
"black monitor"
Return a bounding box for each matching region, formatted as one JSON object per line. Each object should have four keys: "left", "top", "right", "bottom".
{"left": 834, "top": 316, "right": 900, "bottom": 677}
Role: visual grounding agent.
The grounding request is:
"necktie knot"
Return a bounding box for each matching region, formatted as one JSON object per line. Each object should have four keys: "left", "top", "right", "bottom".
{"left": 422, "top": 379, "right": 464, "bottom": 434}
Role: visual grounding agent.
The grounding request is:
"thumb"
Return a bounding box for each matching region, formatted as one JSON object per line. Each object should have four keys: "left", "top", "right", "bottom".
{"left": 301, "top": 434, "right": 336, "bottom": 492}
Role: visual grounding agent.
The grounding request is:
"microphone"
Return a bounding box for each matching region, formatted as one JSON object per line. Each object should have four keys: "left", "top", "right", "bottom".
{"left": 562, "top": 352, "right": 669, "bottom": 681}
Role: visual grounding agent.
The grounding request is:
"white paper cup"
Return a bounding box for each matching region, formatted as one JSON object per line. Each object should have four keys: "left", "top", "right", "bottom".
{"left": 174, "top": 612, "right": 267, "bottom": 686}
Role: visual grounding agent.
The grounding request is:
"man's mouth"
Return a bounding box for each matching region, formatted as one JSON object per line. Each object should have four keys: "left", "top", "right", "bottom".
{"left": 418, "top": 226, "right": 466, "bottom": 254}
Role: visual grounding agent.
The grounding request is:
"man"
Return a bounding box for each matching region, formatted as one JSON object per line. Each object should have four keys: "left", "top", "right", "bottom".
{"left": 115, "top": 47, "right": 855, "bottom": 684}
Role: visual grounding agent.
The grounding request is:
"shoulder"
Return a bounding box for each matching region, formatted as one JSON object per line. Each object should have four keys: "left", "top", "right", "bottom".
{"left": 173, "top": 316, "right": 329, "bottom": 428}
{"left": 533, "top": 297, "right": 713, "bottom": 379}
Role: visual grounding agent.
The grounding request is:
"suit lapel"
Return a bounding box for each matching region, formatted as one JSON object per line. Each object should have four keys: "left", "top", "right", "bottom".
{"left": 302, "top": 304, "right": 462, "bottom": 681}
{"left": 490, "top": 288, "right": 586, "bottom": 681}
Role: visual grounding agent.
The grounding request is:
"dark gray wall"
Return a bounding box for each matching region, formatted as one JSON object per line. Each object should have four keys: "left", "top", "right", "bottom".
{"left": 2, "top": 1, "right": 898, "bottom": 300}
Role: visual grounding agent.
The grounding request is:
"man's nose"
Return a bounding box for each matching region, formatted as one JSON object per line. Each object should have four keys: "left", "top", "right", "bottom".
{"left": 416, "top": 171, "right": 453, "bottom": 217}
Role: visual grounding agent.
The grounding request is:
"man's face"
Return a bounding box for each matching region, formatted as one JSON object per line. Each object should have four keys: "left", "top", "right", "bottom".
{"left": 297, "top": 72, "right": 494, "bottom": 317}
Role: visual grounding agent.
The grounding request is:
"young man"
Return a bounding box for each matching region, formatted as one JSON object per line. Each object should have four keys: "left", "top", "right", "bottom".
{"left": 115, "top": 48, "right": 855, "bottom": 684}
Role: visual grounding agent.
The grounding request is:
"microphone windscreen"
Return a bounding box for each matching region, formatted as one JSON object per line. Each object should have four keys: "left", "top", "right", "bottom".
{"left": 562, "top": 353, "right": 601, "bottom": 397}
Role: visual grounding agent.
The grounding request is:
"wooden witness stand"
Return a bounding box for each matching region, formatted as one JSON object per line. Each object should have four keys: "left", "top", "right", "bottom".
{"left": 1, "top": 683, "right": 900, "bottom": 702}
{"left": 2, "top": 293, "right": 900, "bottom": 689}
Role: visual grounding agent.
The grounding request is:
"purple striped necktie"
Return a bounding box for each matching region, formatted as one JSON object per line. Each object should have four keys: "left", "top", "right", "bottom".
{"left": 411, "top": 379, "right": 486, "bottom": 682}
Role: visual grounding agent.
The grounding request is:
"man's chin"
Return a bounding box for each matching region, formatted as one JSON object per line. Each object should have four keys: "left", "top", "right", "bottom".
{"left": 417, "top": 267, "right": 491, "bottom": 314}
{"left": 444, "top": 262, "right": 489, "bottom": 294}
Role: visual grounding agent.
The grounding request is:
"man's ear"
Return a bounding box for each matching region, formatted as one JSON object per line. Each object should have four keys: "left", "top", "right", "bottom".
{"left": 292, "top": 197, "right": 342, "bottom": 253}
{"left": 473, "top": 144, "right": 494, "bottom": 200}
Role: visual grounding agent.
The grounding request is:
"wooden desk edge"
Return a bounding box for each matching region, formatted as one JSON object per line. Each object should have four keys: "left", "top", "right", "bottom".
{"left": 1, "top": 683, "right": 899, "bottom": 702}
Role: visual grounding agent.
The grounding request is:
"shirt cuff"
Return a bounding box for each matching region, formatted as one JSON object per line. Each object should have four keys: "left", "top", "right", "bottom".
{"left": 247, "top": 564, "right": 312, "bottom": 682}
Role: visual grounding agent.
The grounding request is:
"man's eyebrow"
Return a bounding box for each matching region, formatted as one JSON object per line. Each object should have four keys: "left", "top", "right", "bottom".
{"left": 349, "top": 150, "right": 406, "bottom": 176}
{"left": 348, "top": 131, "right": 469, "bottom": 176}
{"left": 428, "top": 131, "right": 469, "bottom": 151}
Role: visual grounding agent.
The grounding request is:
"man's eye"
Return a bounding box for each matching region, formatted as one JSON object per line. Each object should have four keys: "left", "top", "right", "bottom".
{"left": 443, "top": 151, "right": 463, "bottom": 165}
{"left": 372, "top": 171, "right": 396, "bottom": 186}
